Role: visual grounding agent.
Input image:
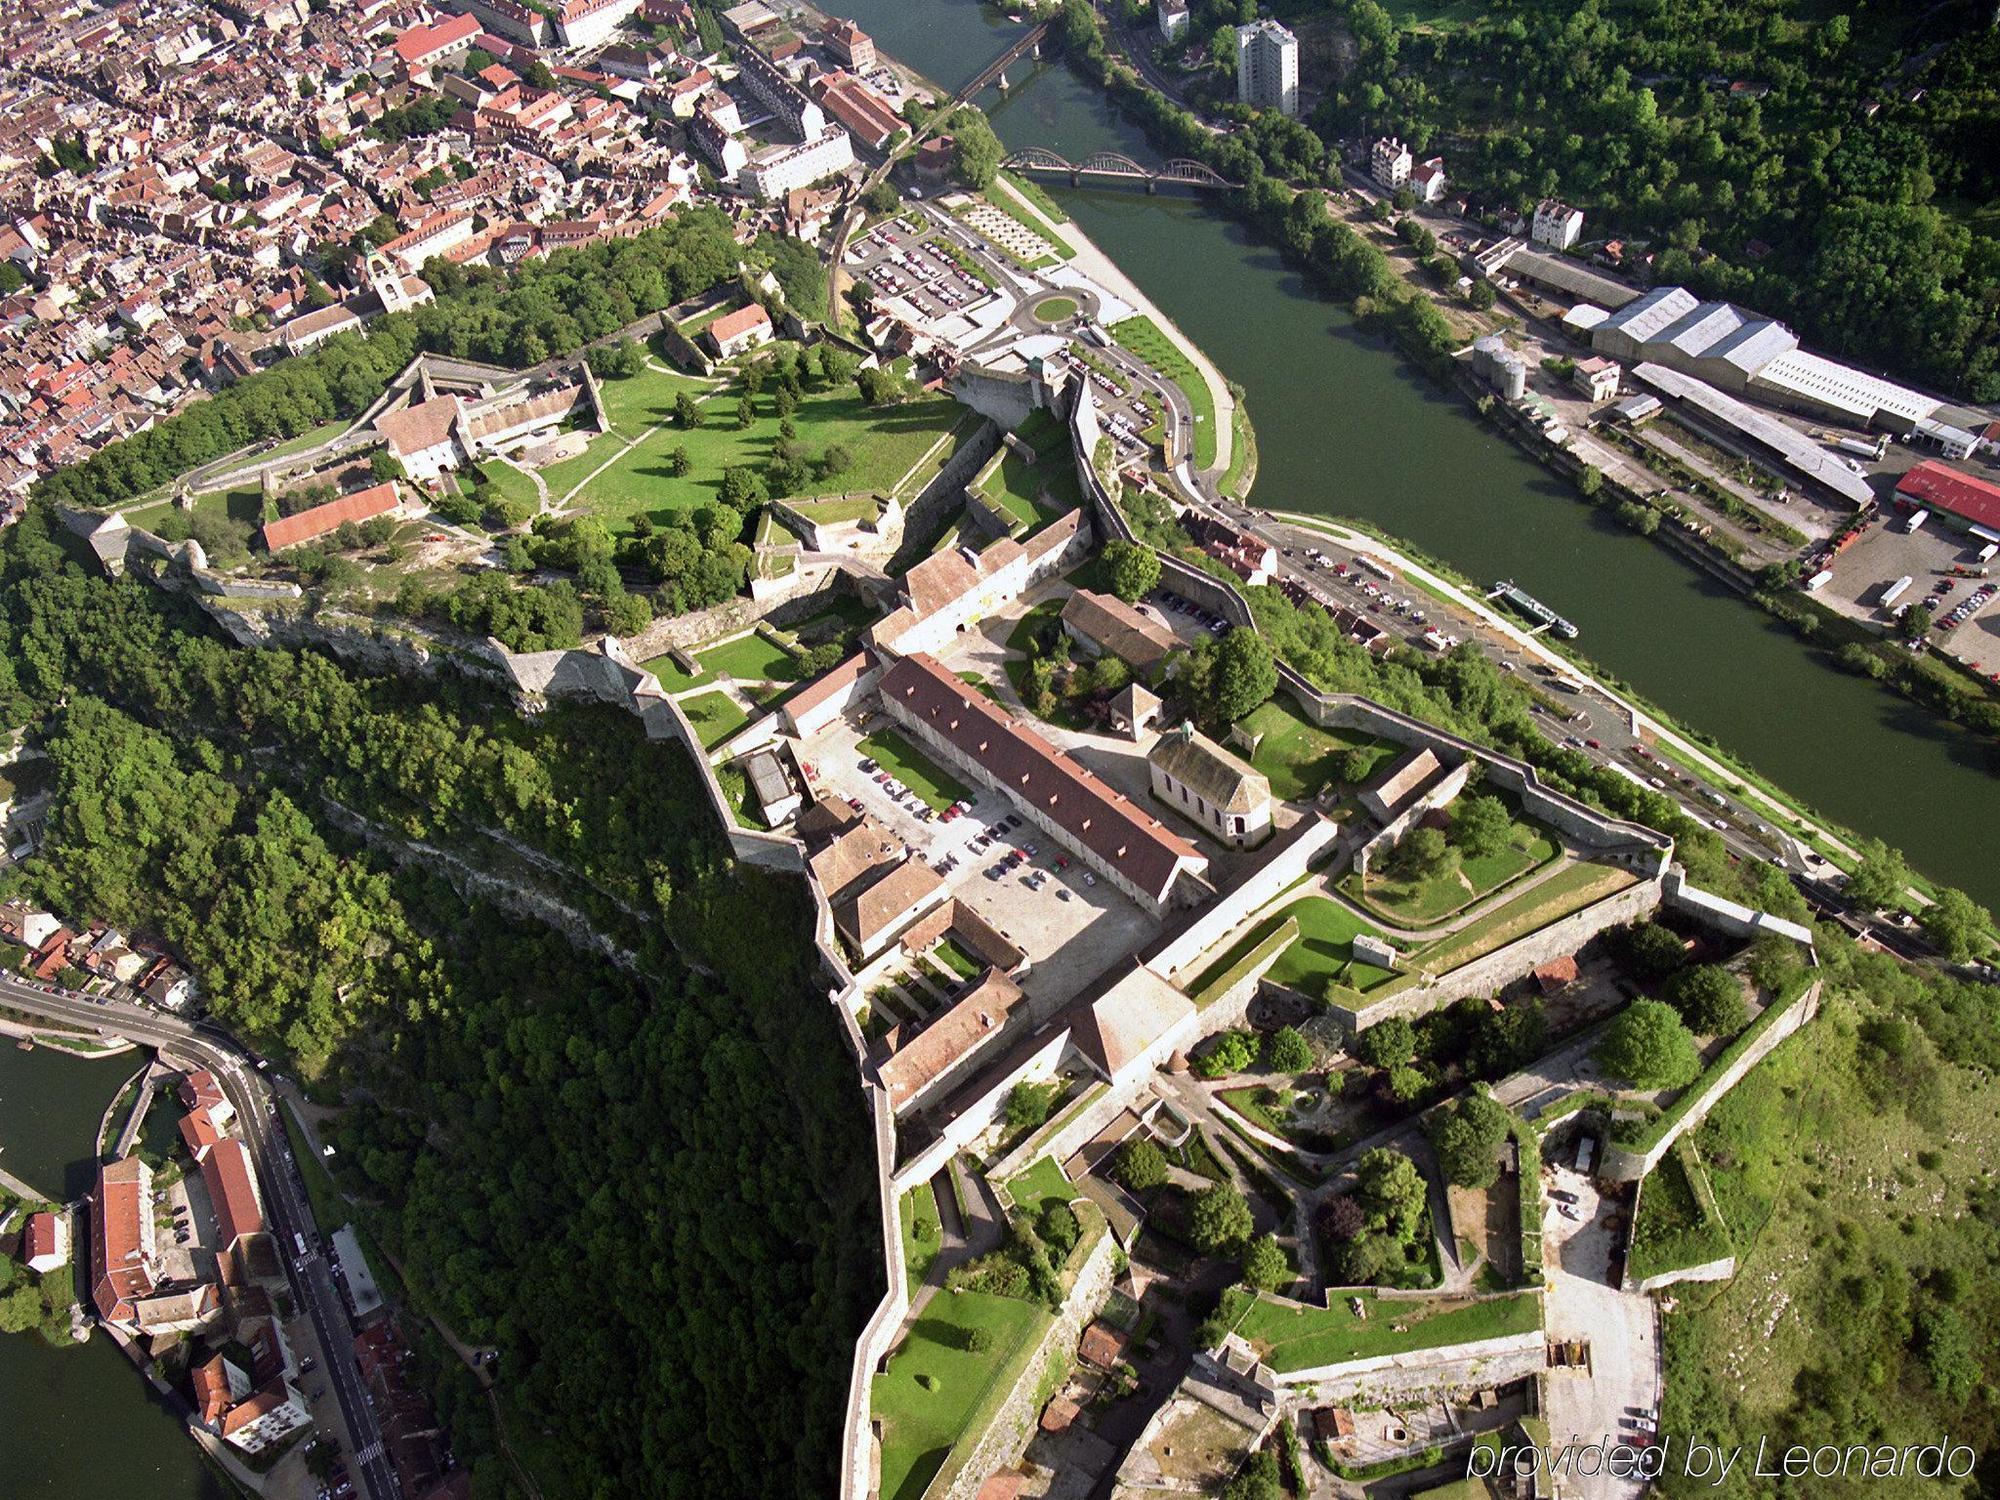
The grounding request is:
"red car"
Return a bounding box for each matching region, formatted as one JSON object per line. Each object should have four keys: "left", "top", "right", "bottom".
{"left": 1585, "top": 738, "right": 1602, "bottom": 749}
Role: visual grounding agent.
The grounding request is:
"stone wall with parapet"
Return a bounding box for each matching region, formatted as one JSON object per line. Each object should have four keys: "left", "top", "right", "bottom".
{"left": 1599, "top": 978, "right": 1822, "bottom": 1183}
{"left": 1272, "top": 1328, "right": 1549, "bottom": 1401}
{"left": 1278, "top": 667, "right": 1674, "bottom": 876}
{"left": 933, "top": 1216, "right": 1122, "bottom": 1500}
{"left": 1328, "top": 877, "right": 1666, "bottom": 1034}
{"left": 62, "top": 498, "right": 906, "bottom": 1500}
{"left": 1150, "top": 815, "right": 1341, "bottom": 980}
{"left": 615, "top": 561, "right": 864, "bottom": 657}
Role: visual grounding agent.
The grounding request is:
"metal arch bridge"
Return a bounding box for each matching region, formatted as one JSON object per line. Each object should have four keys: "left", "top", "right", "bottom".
{"left": 1001, "top": 148, "right": 1238, "bottom": 191}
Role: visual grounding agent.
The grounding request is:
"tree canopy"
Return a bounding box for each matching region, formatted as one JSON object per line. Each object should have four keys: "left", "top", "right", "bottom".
{"left": 1598, "top": 999, "right": 1701, "bottom": 1089}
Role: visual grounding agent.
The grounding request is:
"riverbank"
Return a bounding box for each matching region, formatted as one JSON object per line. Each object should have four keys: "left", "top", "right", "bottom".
{"left": 1043, "top": 4, "right": 2000, "bottom": 764}
{"left": 991, "top": 171, "right": 1237, "bottom": 478}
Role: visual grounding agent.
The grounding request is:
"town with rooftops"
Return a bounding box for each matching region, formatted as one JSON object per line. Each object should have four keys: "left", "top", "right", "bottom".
{"left": 2, "top": 0, "right": 1999, "bottom": 1499}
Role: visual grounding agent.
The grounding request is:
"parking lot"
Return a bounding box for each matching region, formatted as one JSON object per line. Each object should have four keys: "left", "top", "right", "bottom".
{"left": 846, "top": 218, "right": 993, "bottom": 325}
{"left": 1816, "top": 513, "right": 2000, "bottom": 677}
{"left": 801, "top": 709, "right": 1158, "bottom": 1016}
{"left": 1068, "top": 342, "right": 1165, "bottom": 465}
{"left": 1541, "top": 1159, "right": 1661, "bottom": 1500}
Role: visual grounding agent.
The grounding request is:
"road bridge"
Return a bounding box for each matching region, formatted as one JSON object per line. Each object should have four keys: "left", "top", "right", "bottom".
{"left": 1000, "top": 147, "right": 1238, "bottom": 192}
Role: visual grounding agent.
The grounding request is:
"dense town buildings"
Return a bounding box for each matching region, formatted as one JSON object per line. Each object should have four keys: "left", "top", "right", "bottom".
{"left": 0, "top": 0, "right": 883, "bottom": 502}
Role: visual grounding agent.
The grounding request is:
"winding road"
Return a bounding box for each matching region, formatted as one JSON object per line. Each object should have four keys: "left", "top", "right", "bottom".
{"left": 0, "top": 975, "right": 399, "bottom": 1500}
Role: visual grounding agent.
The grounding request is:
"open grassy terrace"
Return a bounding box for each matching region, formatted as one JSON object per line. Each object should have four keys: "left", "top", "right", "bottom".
{"left": 1232, "top": 1289, "right": 1542, "bottom": 1374}
{"left": 1235, "top": 700, "right": 1390, "bottom": 802}
{"left": 858, "top": 726, "right": 972, "bottom": 813}
{"left": 679, "top": 689, "right": 752, "bottom": 749}
{"left": 1110, "top": 314, "right": 1217, "bottom": 469}
{"left": 900, "top": 1181, "right": 944, "bottom": 1296}
{"left": 1008, "top": 1155, "right": 1075, "bottom": 1219}
{"left": 1343, "top": 807, "right": 1559, "bottom": 926}
{"left": 695, "top": 630, "right": 797, "bottom": 682}
{"left": 125, "top": 483, "right": 265, "bottom": 538}
{"left": 1263, "top": 896, "right": 1398, "bottom": 995}
{"left": 875, "top": 1292, "right": 1050, "bottom": 1500}
{"left": 538, "top": 354, "right": 969, "bottom": 532}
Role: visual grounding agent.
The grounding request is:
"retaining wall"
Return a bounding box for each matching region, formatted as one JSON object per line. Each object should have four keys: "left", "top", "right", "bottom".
{"left": 931, "top": 1218, "right": 1121, "bottom": 1500}
{"left": 616, "top": 562, "right": 856, "bottom": 657}
{"left": 1150, "top": 815, "right": 1340, "bottom": 980}
{"left": 1627, "top": 1255, "right": 1736, "bottom": 1295}
{"left": 1599, "top": 978, "right": 1821, "bottom": 1182}
{"left": 1267, "top": 1327, "right": 1548, "bottom": 1397}
{"left": 1329, "top": 878, "right": 1665, "bottom": 1032}
{"left": 1281, "top": 671, "right": 1673, "bottom": 874}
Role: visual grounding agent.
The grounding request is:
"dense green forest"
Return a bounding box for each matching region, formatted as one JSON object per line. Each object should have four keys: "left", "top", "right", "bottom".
{"left": 1303, "top": 0, "right": 2000, "bottom": 400}
{"left": 0, "top": 509, "right": 877, "bottom": 1500}
{"left": 1085, "top": 0, "right": 1999, "bottom": 399}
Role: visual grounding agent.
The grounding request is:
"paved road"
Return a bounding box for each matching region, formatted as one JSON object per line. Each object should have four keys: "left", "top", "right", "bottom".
{"left": 0, "top": 975, "right": 399, "bottom": 1500}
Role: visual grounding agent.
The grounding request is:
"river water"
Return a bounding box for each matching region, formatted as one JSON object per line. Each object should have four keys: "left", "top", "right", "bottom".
{"left": 0, "top": 1041, "right": 224, "bottom": 1499}
{"left": 828, "top": 0, "right": 2000, "bottom": 908}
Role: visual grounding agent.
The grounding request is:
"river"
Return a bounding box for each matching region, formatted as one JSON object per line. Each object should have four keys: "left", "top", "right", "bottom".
{"left": 0, "top": 1040, "right": 225, "bottom": 1499}
{"left": 825, "top": 0, "right": 2000, "bottom": 909}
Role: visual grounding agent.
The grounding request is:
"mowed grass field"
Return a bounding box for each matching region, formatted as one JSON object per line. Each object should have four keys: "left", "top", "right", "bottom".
{"left": 545, "top": 355, "right": 970, "bottom": 532}
{"left": 1263, "top": 896, "right": 1398, "bottom": 994}
{"left": 875, "top": 1293, "right": 1049, "bottom": 1500}
{"left": 680, "top": 689, "right": 751, "bottom": 749}
{"left": 1236, "top": 700, "right": 1391, "bottom": 802}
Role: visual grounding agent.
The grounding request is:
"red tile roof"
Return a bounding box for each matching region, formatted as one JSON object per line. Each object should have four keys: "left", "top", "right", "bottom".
{"left": 878, "top": 653, "right": 1203, "bottom": 903}
{"left": 192, "top": 1354, "right": 234, "bottom": 1426}
{"left": 199, "top": 1138, "right": 264, "bottom": 1251}
{"left": 707, "top": 302, "right": 771, "bottom": 348}
{"left": 1897, "top": 460, "right": 2000, "bottom": 533}
{"left": 261, "top": 481, "right": 400, "bottom": 552}
{"left": 876, "top": 968, "right": 1024, "bottom": 1111}
{"left": 394, "top": 13, "right": 482, "bottom": 64}
{"left": 90, "top": 1157, "right": 154, "bottom": 1322}
{"left": 24, "top": 1212, "right": 61, "bottom": 1268}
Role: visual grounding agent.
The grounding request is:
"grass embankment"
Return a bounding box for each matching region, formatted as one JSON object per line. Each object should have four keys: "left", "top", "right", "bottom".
{"left": 1629, "top": 1138, "right": 1732, "bottom": 1282}
{"left": 874, "top": 1294, "right": 1050, "bottom": 1500}
{"left": 1341, "top": 810, "right": 1558, "bottom": 926}
{"left": 899, "top": 1181, "right": 944, "bottom": 1295}
{"left": 1109, "top": 314, "right": 1217, "bottom": 468}
{"left": 1232, "top": 1289, "right": 1542, "bottom": 1374}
